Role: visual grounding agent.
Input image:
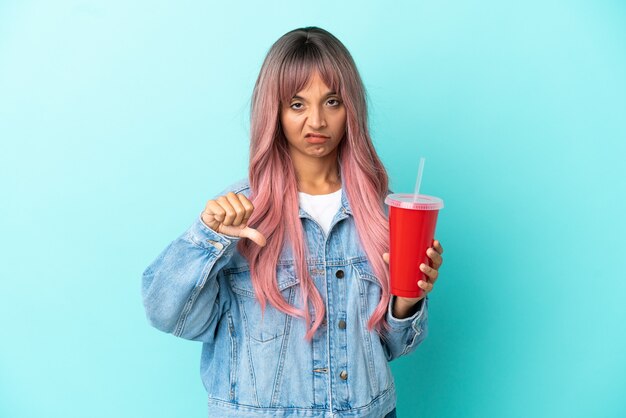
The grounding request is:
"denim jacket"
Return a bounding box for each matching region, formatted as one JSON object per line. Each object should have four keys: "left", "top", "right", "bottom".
{"left": 142, "top": 178, "right": 429, "bottom": 417}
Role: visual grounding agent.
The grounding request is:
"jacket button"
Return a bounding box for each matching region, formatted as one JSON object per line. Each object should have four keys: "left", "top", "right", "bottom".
{"left": 338, "top": 320, "right": 346, "bottom": 329}
{"left": 335, "top": 270, "right": 344, "bottom": 278}
{"left": 339, "top": 370, "right": 348, "bottom": 380}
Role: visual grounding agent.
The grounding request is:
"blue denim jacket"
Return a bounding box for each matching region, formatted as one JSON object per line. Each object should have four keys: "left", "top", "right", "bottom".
{"left": 142, "top": 178, "right": 429, "bottom": 417}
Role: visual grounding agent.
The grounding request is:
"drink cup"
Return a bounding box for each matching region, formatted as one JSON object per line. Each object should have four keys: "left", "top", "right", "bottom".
{"left": 385, "top": 194, "right": 444, "bottom": 298}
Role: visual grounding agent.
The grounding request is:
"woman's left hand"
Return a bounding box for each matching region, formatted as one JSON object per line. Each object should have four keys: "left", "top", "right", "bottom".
{"left": 382, "top": 239, "right": 444, "bottom": 305}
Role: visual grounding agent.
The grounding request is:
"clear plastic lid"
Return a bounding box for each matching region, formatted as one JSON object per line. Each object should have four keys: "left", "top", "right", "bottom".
{"left": 385, "top": 193, "right": 444, "bottom": 210}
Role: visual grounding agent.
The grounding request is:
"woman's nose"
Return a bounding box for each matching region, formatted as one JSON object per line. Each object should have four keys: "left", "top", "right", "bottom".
{"left": 307, "top": 106, "right": 327, "bottom": 129}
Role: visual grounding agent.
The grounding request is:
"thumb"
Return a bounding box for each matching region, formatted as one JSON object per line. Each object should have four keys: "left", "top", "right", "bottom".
{"left": 238, "top": 226, "right": 267, "bottom": 247}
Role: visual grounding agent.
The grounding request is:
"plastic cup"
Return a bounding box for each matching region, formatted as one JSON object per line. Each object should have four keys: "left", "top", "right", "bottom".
{"left": 385, "top": 194, "right": 444, "bottom": 298}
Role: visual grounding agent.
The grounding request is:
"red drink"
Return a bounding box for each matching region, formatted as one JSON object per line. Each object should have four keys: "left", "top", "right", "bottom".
{"left": 385, "top": 194, "right": 444, "bottom": 298}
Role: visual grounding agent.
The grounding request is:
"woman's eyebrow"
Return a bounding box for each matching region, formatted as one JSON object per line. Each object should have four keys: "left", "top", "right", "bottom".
{"left": 291, "top": 91, "right": 338, "bottom": 101}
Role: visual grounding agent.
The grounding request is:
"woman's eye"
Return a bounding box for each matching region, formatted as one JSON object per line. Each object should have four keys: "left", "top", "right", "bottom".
{"left": 289, "top": 99, "right": 340, "bottom": 110}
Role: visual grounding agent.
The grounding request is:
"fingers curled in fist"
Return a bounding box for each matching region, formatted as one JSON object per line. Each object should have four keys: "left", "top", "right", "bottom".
{"left": 201, "top": 192, "right": 266, "bottom": 247}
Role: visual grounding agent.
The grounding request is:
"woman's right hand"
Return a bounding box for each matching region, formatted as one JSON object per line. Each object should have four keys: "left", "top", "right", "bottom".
{"left": 201, "top": 192, "right": 267, "bottom": 247}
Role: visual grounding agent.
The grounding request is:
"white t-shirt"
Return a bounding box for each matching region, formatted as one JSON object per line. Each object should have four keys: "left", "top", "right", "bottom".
{"left": 297, "top": 188, "right": 343, "bottom": 236}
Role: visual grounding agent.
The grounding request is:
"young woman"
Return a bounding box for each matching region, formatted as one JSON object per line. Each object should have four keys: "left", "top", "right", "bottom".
{"left": 142, "top": 26, "right": 444, "bottom": 418}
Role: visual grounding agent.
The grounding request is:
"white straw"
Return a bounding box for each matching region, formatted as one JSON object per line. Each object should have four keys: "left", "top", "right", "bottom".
{"left": 413, "top": 157, "right": 425, "bottom": 203}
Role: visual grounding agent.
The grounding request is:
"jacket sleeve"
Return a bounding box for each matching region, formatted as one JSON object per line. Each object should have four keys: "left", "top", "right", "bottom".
{"left": 141, "top": 214, "right": 241, "bottom": 343}
{"left": 381, "top": 295, "right": 429, "bottom": 361}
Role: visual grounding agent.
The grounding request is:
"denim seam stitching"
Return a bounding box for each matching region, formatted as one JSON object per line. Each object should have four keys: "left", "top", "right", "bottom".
{"left": 238, "top": 295, "right": 261, "bottom": 407}
{"left": 227, "top": 312, "right": 238, "bottom": 401}
{"left": 205, "top": 383, "right": 396, "bottom": 414}
{"left": 322, "top": 259, "right": 334, "bottom": 413}
{"left": 222, "top": 255, "right": 368, "bottom": 274}
{"left": 270, "top": 287, "right": 295, "bottom": 407}
{"left": 173, "top": 254, "right": 220, "bottom": 337}
{"left": 353, "top": 264, "right": 380, "bottom": 394}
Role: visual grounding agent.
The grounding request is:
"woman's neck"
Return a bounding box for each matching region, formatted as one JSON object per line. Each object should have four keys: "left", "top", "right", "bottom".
{"left": 298, "top": 179, "right": 342, "bottom": 195}
{"left": 291, "top": 151, "right": 341, "bottom": 195}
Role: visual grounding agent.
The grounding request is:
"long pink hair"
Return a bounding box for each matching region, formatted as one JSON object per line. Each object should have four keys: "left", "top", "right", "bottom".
{"left": 238, "top": 27, "right": 392, "bottom": 342}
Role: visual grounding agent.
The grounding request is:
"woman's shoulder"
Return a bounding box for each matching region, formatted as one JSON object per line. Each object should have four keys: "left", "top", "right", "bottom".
{"left": 216, "top": 177, "right": 251, "bottom": 197}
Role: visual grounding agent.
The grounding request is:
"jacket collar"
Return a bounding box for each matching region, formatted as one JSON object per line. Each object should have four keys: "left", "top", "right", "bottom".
{"left": 238, "top": 177, "right": 351, "bottom": 218}
{"left": 340, "top": 186, "right": 352, "bottom": 215}
{"left": 298, "top": 184, "right": 352, "bottom": 219}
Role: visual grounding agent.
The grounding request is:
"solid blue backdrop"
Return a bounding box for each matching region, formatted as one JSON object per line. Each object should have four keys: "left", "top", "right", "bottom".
{"left": 1, "top": 1, "right": 625, "bottom": 417}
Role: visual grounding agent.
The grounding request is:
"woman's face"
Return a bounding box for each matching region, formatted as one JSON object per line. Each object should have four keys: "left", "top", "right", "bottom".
{"left": 280, "top": 71, "right": 346, "bottom": 160}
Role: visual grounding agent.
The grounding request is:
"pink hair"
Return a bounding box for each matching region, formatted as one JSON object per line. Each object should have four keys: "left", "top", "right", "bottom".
{"left": 238, "top": 27, "right": 392, "bottom": 342}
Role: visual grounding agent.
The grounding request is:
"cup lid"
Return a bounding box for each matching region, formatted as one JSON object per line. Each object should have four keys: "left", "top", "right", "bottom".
{"left": 385, "top": 193, "right": 444, "bottom": 210}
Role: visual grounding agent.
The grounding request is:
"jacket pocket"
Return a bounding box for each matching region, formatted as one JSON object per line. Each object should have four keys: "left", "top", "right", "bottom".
{"left": 352, "top": 261, "right": 383, "bottom": 311}
{"left": 351, "top": 260, "right": 391, "bottom": 394}
{"left": 226, "top": 263, "right": 300, "bottom": 343}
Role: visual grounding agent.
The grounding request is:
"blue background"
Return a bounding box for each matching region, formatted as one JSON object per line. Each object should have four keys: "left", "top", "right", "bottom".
{"left": 1, "top": 1, "right": 625, "bottom": 417}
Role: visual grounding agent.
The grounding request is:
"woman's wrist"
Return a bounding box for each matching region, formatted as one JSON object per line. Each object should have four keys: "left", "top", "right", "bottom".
{"left": 392, "top": 296, "right": 423, "bottom": 319}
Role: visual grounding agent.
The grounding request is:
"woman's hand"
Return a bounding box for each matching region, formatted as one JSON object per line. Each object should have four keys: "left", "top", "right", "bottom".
{"left": 382, "top": 239, "right": 444, "bottom": 307}
{"left": 201, "top": 192, "right": 267, "bottom": 247}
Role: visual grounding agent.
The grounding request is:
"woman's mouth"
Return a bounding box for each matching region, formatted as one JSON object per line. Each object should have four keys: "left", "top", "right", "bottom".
{"left": 305, "top": 133, "right": 329, "bottom": 144}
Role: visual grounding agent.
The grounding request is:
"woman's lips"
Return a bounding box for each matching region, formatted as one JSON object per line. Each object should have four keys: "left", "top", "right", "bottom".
{"left": 305, "top": 134, "right": 329, "bottom": 144}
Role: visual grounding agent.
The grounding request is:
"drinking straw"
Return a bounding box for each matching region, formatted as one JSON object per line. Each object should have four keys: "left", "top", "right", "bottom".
{"left": 413, "top": 157, "right": 425, "bottom": 203}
